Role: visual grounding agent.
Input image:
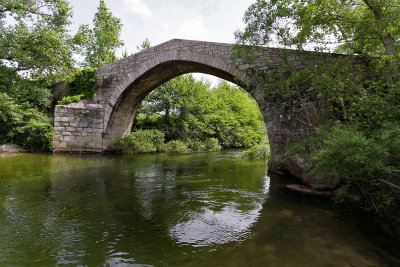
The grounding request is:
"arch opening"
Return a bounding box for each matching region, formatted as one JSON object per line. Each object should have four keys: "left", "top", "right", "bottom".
{"left": 104, "top": 60, "right": 251, "bottom": 144}
{"left": 103, "top": 60, "right": 268, "bottom": 154}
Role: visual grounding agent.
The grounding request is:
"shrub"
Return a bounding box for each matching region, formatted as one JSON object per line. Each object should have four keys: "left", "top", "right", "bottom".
{"left": 67, "top": 68, "right": 98, "bottom": 98}
{"left": 58, "top": 94, "right": 84, "bottom": 105}
{"left": 114, "top": 129, "right": 165, "bottom": 153}
{"left": 162, "top": 140, "right": 188, "bottom": 153}
{"left": 185, "top": 139, "right": 206, "bottom": 151}
{"left": 0, "top": 93, "right": 54, "bottom": 151}
{"left": 312, "top": 126, "right": 387, "bottom": 182}
{"left": 204, "top": 138, "right": 222, "bottom": 151}
{"left": 241, "top": 143, "right": 271, "bottom": 160}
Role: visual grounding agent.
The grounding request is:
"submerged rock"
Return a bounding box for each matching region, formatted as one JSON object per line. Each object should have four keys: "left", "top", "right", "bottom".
{"left": 0, "top": 144, "right": 26, "bottom": 153}
{"left": 285, "top": 184, "right": 333, "bottom": 198}
{"left": 285, "top": 184, "right": 364, "bottom": 203}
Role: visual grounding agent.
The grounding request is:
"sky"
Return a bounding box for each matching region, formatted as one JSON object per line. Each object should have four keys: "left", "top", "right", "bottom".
{"left": 68, "top": 0, "right": 255, "bottom": 84}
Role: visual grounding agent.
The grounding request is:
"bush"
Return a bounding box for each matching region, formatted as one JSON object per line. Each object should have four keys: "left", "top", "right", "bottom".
{"left": 0, "top": 93, "right": 54, "bottom": 151}
{"left": 162, "top": 140, "right": 188, "bottom": 153}
{"left": 204, "top": 138, "right": 222, "bottom": 151}
{"left": 312, "top": 126, "right": 387, "bottom": 182}
{"left": 67, "top": 68, "right": 98, "bottom": 98}
{"left": 56, "top": 68, "right": 98, "bottom": 106}
{"left": 241, "top": 143, "right": 270, "bottom": 160}
{"left": 183, "top": 138, "right": 221, "bottom": 152}
{"left": 58, "top": 94, "right": 84, "bottom": 105}
{"left": 310, "top": 125, "right": 400, "bottom": 217}
{"left": 185, "top": 139, "right": 206, "bottom": 151}
{"left": 114, "top": 129, "right": 165, "bottom": 153}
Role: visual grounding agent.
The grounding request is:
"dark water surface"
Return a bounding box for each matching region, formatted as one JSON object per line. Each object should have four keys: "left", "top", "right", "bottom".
{"left": 0, "top": 151, "right": 394, "bottom": 266}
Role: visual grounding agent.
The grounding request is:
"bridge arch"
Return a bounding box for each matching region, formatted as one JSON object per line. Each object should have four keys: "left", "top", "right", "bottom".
{"left": 54, "top": 39, "right": 361, "bottom": 169}
{"left": 94, "top": 43, "right": 253, "bottom": 146}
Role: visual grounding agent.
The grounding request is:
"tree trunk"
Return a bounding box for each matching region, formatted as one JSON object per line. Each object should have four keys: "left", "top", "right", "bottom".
{"left": 362, "top": 0, "right": 397, "bottom": 56}
{"left": 165, "top": 107, "right": 170, "bottom": 127}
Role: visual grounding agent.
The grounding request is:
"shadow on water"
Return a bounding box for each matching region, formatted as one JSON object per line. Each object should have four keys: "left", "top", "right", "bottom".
{"left": 0, "top": 151, "right": 398, "bottom": 266}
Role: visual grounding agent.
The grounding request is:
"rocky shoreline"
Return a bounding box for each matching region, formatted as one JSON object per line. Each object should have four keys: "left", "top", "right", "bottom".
{"left": 269, "top": 154, "right": 364, "bottom": 203}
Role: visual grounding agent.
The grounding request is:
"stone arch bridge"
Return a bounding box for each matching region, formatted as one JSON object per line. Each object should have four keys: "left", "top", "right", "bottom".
{"left": 54, "top": 39, "right": 362, "bottom": 167}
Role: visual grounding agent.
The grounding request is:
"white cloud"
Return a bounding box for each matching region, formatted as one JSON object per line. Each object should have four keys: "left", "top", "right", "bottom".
{"left": 177, "top": 16, "right": 209, "bottom": 41}
{"left": 161, "top": 22, "right": 169, "bottom": 30}
{"left": 123, "top": 0, "right": 152, "bottom": 18}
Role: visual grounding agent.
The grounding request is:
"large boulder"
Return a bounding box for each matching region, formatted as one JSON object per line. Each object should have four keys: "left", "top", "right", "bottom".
{"left": 0, "top": 144, "right": 26, "bottom": 153}
{"left": 281, "top": 154, "right": 311, "bottom": 184}
{"left": 308, "top": 168, "right": 340, "bottom": 190}
{"left": 282, "top": 154, "right": 340, "bottom": 190}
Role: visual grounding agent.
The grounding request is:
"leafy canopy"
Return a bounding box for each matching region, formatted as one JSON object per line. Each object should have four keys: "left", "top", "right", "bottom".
{"left": 0, "top": 0, "right": 75, "bottom": 76}
{"left": 136, "top": 75, "right": 267, "bottom": 148}
{"left": 77, "top": 0, "right": 124, "bottom": 68}
{"left": 236, "top": 0, "right": 400, "bottom": 56}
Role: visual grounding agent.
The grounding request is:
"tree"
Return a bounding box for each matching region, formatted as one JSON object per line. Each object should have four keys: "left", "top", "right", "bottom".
{"left": 78, "top": 0, "right": 124, "bottom": 67}
{"left": 0, "top": 0, "right": 75, "bottom": 76}
{"left": 0, "top": 0, "right": 76, "bottom": 150}
{"left": 235, "top": 0, "right": 400, "bottom": 56}
{"left": 235, "top": 0, "right": 400, "bottom": 223}
{"left": 135, "top": 75, "right": 267, "bottom": 148}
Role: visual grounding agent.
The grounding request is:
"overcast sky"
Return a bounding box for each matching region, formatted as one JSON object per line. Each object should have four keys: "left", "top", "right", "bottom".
{"left": 69, "top": 0, "right": 254, "bottom": 51}
{"left": 68, "top": 0, "right": 255, "bottom": 84}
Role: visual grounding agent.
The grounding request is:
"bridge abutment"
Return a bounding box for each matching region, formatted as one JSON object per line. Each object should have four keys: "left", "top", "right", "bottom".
{"left": 53, "top": 101, "right": 105, "bottom": 153}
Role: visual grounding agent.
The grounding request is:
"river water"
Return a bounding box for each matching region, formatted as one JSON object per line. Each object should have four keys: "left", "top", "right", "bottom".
{"left": 0, "top": 151, "right": 395, "bottom": 266}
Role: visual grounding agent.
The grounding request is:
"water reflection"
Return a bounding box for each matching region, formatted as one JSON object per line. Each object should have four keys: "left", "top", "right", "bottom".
{"left": 0, "top": 152, "right": 389, "bottom": 266}
{"left": 170, "top": 175, "right": 270, "bottom": 246}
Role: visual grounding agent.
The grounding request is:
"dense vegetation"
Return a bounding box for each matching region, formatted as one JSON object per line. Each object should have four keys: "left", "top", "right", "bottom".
{"left": 235, "top": 0, "right": 400, "bottom": 231}
{"left": 115, "top": 74, "right": 268, "bottom": 153}
{"left": 0, "top": 0, "right": 122, "bottom": 150}
{"left": 3, "top": 0, "right": 398, "bottom": 234}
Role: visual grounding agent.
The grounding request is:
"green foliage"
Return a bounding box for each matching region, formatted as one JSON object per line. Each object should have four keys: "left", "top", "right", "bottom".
{"left": 241, "top": 143, "right": 271, "bottom": 160}
{"left": 0, "top": 0, "right": 76, "bottom": 76}
{"left": 0, "top": 66, "right": 53, "bottom": 110}
{"left": 77, "top": 0, "right": 124, "bottom": 67}
{"left": 58, "top": 94, "right": 84, "bottom": 105}
{"left": 114, "top": 130, "right": 223, "bottom": 154}
{"left": 237, "top": 0, "right": 400, "bottom": 232}
{"left": 162, "top": 140, "right": 189, "bottom": 154}
{"left": 236, "top": 0, "right": 399, "bottom": 56}
{"left": 0, "top": 93, "right": 54, "bottom": 151}
{"left": 56, "top": 68, "right": 98, "bottom": 105}
{"left": 0, "top": 0, "right": 77, "bottom": 151}
{"left": 67, "top": 68, "right": 98, "bottom": 98}
{"left": 203, "top": 138, "right": 222, "bottom": 152}
{"left": 137, "top": 38, "right": 151, "bottom": 51}
{"left": 114, "top": 130, "right": 165, "bottom": 153}
{"left": 312, "top": 126, "right": 387, "bottom": 181}
{"left": 135, "top": 75, "right": 267, "bottom": 149}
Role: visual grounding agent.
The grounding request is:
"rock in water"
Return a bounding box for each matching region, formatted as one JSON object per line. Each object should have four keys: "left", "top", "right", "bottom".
{"left": 282, "top": 154, "right": 340, "bottom": 190}
{"left": 0, "top": 144, "right": 26, "bottom": 153}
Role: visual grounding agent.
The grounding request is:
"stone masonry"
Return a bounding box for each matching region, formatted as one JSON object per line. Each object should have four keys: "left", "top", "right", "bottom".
{"left": 54, "top": 101, "right": 104, "bottom": 152}
{"left": 53, "top": 39, "right": 364, "bottom": 167}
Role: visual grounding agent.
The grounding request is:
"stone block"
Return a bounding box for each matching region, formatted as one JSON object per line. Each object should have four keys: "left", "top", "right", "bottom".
{"left": 57, "top": 117, "right": 70, "bottom": 122}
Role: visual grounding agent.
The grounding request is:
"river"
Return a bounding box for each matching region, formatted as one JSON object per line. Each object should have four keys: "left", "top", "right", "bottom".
{"left": 0, "top": 151, "right": 396, "bottom": 265}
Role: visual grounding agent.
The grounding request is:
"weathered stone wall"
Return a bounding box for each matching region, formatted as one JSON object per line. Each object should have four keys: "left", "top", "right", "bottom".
{"left": 53, "top": 101, "right": 104, "bottom": 153}
{"left": 53, "top": 39, "right": 363, "bottom": 165}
